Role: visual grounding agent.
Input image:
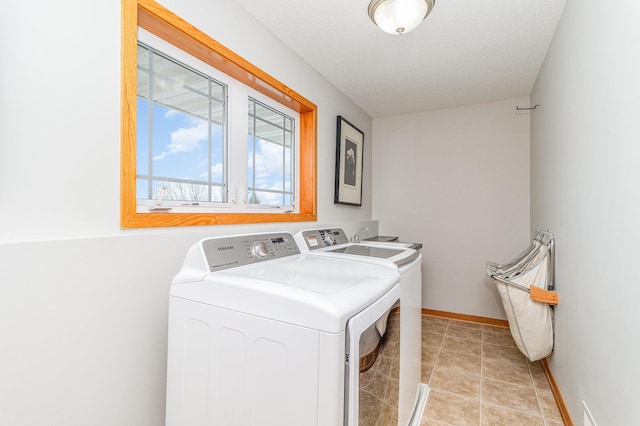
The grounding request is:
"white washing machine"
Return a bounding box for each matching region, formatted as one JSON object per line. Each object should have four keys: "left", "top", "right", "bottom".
{"left": 166, "top": 232, "right": 401, "bottom": 426}
{"left": 294, "top": 228, "right": 427, "bottom": 426}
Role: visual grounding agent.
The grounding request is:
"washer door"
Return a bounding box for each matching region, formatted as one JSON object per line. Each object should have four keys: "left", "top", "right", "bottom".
{"left": 344, "top": 284, "right": 400, "bottom": 426}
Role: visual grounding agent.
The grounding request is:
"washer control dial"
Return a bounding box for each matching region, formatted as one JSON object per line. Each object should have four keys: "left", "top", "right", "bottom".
{"left": 252, "top": 240, "right": 269, "bottom": 258}
{"left": 320, "top": 230, "right": 336, "bottom": 246}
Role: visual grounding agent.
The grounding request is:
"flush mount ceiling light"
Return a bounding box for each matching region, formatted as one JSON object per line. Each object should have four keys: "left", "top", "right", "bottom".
{"left": 368, "top": 0, "right": 435, "bottom": 35}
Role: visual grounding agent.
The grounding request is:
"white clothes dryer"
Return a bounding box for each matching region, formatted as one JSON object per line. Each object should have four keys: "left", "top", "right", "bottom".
{"left": 294, "top": 228, "right": 428, "bottom": 426}
{"left": 166, "top": 232, "right": 401, "bottom": 426}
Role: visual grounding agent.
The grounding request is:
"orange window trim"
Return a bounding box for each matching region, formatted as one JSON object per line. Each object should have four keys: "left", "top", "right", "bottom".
{"left": 121, "top": 0, "right": 317, "bottom": 228}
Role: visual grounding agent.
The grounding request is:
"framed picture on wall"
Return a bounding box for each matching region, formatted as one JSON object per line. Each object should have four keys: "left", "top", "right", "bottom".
{"left": 334, "top": 116, "right": 364, "bottom": 206}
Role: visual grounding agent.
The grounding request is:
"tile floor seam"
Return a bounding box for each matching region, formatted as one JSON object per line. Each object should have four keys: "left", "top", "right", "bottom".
{"left": 482, "top": 374, "right": 536, "bottom": 390}
{"left": 528, "top": 360, "right": 550, "bottom": 426}
{"left": 428, "top": 387, "right": 480, "bottom": 402}
{"left": 427, "top": 319, "right": 450, "bottom": 384}
{"left": 422, "top": 317, "right": 565, "bottom": 426}
{"left": 482, "top": 400, "right": 547, "bottom": 421}
{"left": 422, "top": 417, "right": 456, "bottom": 426}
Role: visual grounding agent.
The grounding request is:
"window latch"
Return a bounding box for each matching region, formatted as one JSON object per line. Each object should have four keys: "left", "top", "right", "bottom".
{"left": 149, "top": 186, "right": 172, "bottom": 212}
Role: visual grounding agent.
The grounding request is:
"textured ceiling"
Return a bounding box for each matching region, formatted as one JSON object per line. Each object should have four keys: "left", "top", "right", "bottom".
{"left": 231, "top": 0, "right": 566, "bottom": 118}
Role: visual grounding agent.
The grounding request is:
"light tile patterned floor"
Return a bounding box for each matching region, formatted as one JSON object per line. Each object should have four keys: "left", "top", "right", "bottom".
{"left": 420, "top": 315, "right": 564, "bottom": 426}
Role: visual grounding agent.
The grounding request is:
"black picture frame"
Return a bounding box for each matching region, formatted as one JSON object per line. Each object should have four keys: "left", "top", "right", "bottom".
{"left": 334, "top": 116, "right": 364, "bottom": 206}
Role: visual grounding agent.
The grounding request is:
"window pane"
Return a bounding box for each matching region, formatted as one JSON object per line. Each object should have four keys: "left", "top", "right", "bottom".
{"left": 251, "top": 190, "right": 284, "bottom": 206}
{"left": 151, "top": 103, "right": 208, "bottom": 181}
{"left": 255, "top": 102, "right": 284, "bottom": 128}
{"left": 151, "top": 180, "right": 210, "bottom": 202}
{"left": 136, "top": 178, "right": 149, "bottom": 200}
{"left": 247, "top": 98, "right": 294, "bottom": 206}
{"left": 151, "top": 51, "right": 209, "bottom": 116}
{"left": 136, "top": 97, "right": 150, "bottom": 176}
{"left": 210, "top": 128, "right": 224, "bottom": 186}
{"left": 136, "top": 42, "right": 227, "bottom": 204}
{"left": 255, "top": 117, "right": 285, "bottom": 146}
{"left": 284, "top": 139, "right": 292, "bottom": 193}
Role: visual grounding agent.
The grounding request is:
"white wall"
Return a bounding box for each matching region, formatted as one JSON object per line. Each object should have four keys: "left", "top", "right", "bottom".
{"left": 0, "top": 1, "right": 374, "bottom": 424}
{"left": 530, "top": 1, "right": 640, "bottom": 424}
{"left": 372, "top": 98, "right": 531, "bottom": 320}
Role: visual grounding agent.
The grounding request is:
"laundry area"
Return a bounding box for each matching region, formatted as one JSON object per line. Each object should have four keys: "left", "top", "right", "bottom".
{"left": 2, "top": 0, "right": 640, "bottom": 426}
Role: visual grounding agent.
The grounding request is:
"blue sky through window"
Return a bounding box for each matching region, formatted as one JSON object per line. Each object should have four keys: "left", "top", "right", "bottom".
{"left": 137, "top": 98, "right": 224, "bottom": 201}
{"left": 136, "top": 42, "right": 295, "bottom": 207}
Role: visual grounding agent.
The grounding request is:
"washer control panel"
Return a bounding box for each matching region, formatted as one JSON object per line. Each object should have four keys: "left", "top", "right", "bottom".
{"left": 298, "top": 228, "right": 350, "bottom": 251}
{"left": 202, "top": 232, "right": 300, "bottom": 272}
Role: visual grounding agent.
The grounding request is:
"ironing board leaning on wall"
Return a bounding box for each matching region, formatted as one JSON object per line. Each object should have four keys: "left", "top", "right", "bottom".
{"left": 486, "top": 230, "right": 558, "bottom": 362}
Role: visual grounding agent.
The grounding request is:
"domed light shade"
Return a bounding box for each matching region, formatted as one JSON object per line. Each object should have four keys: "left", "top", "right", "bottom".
{"left": 368, "top": 0, "right": 435, "bottom": 35}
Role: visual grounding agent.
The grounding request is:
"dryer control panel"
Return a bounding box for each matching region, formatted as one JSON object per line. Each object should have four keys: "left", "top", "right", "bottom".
{"left": 298, "top": 228, "right": 350, "bottom": 251}
{"left": 201, "top": 232, "right": 300, "bottom": 272}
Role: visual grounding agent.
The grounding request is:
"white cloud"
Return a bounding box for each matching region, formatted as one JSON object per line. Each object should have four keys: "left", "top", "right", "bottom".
{"left": 249, "top": 139, "right": 291, "bottom": 187}
{"left": 199, "top": 162, "right": 224, "bottom": 181}
{"left": 153, "top": 121, "right": 208, "bottom": 161}
{"left": 164, "top": 109, "right": 180, "bottom": 119}
{"left": 247, "top": 140, "right": 290, "bottom": 205}
{"left": 211, "top": 163, "right": 223, "bottom": 181}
